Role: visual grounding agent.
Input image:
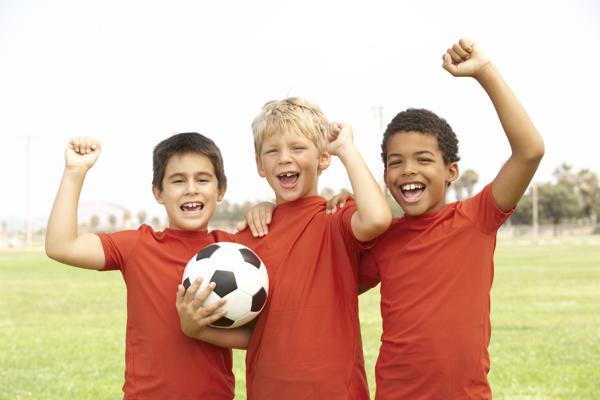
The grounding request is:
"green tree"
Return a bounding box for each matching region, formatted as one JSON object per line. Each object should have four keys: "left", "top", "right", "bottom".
{"left": 511, "top": 191, "right": 533, "bottom": 225}
{"left": 553, "top": 163, "right": 577, "bottom": 190}
{"left": 90, "top": 215, "right": 100, "bottom": 232}
{"left": 150, "top": 216, "right": 161, "bottom": 229}
{"left": 538, "top": 182, "right": 582, "bottom": 235}
{"left": 577, "top": 169, "right": 600, "bottom": 221}
{"left": 123, "top": 210, "right": 132, "bottom": 228}
{"left": 213, "top": 200, "right": 231, "bottom": 221}
{"left": 385, "top": 190, "right": 404, "bottom": 218}
{"left": 108, "top": 214, "right": 118, "bottom": 232}
{"left": 137, "top": 210, "right": 147, "bottom": 225}
{"left": 458, "top": 169, "right": 479, "bottom": 198}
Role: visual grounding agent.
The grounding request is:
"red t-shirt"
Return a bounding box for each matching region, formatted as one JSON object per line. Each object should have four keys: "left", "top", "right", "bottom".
{"left": 98, "top": 225, "right": 234, "bottom": 400}
{"left": 362, "top": 183, "right": 513, "bottom": 400}
{"left": 216, "top": 196, "right": 371, "bottom": 400}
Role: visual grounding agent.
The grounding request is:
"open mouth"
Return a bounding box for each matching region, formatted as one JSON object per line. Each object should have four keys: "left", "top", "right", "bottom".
{"left": 180, "top": 202, "right": 204, "bottom": 213}
{"left": 399, "top": 183, "right": 425, "bottom": 203}
{"left": 277, "top": 172, "right": 299, "bottom": 188}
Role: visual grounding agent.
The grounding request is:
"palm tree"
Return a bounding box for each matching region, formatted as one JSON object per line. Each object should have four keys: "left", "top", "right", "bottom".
{"left": 90, "top": 215, "right": 100, "bottom": 232}
{"left": 108, "top": 214, "right": 118, "bottom": 231}
{"left": 458, "top": 169, "right": 479, "bottom": 198}
{"left": 137, "top": 210, "right": 147, "bottom": 226}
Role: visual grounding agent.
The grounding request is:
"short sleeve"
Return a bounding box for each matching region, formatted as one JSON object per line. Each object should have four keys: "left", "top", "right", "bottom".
{"left": 335, "top": 200, "right": 376, "bottom": 252}
{"left": 460, "top": 182, "right": 515, "bottom": 235}
{"left": 357, "top": 249, "right": 380, "bottom": 289}
{"left": 97, "top": 228, "right": 144, "bottom": 271}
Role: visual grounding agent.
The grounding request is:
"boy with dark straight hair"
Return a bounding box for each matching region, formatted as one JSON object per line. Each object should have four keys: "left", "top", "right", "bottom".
{"left": 46, "top": 133, "right": 236, "bottom": 399}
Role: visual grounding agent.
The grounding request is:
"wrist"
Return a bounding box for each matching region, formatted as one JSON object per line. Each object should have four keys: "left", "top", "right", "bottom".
{"left": 63, "top": 165, "right": 89, "bottom": 179}
{"left": 335, "top": 143, "right": 360, "bottom": 163}
{"left": 474, "top": 61, "right": 499, "bottom": 84}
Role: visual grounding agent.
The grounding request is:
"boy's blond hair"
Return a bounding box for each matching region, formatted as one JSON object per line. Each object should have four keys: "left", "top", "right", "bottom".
{"left": 251, "top": 97, "right": 330, "bottom": 156}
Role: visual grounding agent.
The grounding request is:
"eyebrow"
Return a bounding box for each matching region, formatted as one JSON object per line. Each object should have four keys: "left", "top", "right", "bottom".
{"left": 166, "top": 171, "right": 213, "bottom": 180}
{"left": 387, "top": 150, "right": 435, "bottom": 159}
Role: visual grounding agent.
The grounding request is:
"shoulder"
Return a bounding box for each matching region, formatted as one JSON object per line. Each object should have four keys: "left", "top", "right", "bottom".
{"left": 457, "top": 182, "right": 513, "bottom": 233}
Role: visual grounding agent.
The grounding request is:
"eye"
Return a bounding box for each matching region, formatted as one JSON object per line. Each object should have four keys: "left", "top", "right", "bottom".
{"left": 418, "top": 158, "right": 433, "bottom": 163}
{"left": 264, "top": 149, "right": 277, "bottom": 155}
{"left": 387, "top": 160, "right": 402, "bottom": 168}
{"left": 172, "top": 179, "right": 184, "bottom": 184}
{"left": 292, "top": 146, "right": 306, "bottom": 151}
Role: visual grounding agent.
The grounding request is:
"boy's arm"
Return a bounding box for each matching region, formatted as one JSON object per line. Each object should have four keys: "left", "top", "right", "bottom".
{"left": 45, "top": 137, "right": 106, "bottom": 270}
{"left": 176, "top": 278, "right": 252, "bottom": 349}
{"left": 328, "top": 122, "right": 392, "bottom": 241}
{"left": 238, "top": 191, "right": 354, "bottom": 237}
{"left": 236, "top": 201, "right": 274, "bottom": 237}
{"left": 443, "top": 38, "right": 544, "bottom": 211}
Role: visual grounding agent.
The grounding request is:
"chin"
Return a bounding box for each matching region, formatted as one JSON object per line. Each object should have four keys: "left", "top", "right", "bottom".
{"left": 174, "top": 219, "right": 209, "bottom": 231}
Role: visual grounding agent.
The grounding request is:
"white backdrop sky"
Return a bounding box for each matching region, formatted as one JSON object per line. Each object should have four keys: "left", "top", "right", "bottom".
{"left": 1, "top": 0, "right": 599, "bottom": 226}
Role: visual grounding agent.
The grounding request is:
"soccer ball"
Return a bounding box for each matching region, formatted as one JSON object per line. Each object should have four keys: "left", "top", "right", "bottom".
{"left": 182, "top": 242, "right": 269, "bottom": 329}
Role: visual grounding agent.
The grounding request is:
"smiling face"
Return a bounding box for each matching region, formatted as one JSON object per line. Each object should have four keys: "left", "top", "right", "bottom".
{"left": 152, "top": 152, "right": 225, "bottom": 231}
{"left": 384, "top": 131, "right": 458, "bottom": 216}
{"left": 256, "top": 129, "right": 330, "bottom": 204}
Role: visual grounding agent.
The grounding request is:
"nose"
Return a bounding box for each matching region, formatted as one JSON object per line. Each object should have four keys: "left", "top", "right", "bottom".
{"left": 277, "top": 148, "right": 293, "bottom": 164}
{"left": 401, "top": 160, "right": 417, "bottom": 176}
{"left": 185, "top": 179, "right": 200, "bottom": 194}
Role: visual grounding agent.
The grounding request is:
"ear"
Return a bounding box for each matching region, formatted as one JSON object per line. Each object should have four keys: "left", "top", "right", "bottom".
{"left": 256, "top": 155, "right": 266, "bottom": 178}
{"left": 217, "top": 183, "right": 227, "bottom": 202}
{"left": 318, "top": 151, "right": 331, "bottom": 172}
{"left": 446, "top": 162, "right": 459, "bottom": 184}
{"left": 383, "top": 169, "right": 389, "bottom": 189}
{"left": 152, "top": 186, "right": 164, "bottom": 204}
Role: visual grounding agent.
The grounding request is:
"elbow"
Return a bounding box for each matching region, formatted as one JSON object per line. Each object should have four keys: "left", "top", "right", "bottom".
{"left": 373, "top": 205, "right": 393, "bottom": 234}
{"left": 45, "top": 239, "right": 65, "bottom": 263}
{"left": 45, "top": 241, "right": 58, "bottom": 261}
{"left": 515, "top": 138, "right": 544, "bottom": 166}
{"left": 525, "top": 136, "right": 545, "bottom": 163}
{"left": 361, "top": 209, "right": 392, "bottom": 241}
{"left": 530, "top": 139, "right": 545, "bottom": 163}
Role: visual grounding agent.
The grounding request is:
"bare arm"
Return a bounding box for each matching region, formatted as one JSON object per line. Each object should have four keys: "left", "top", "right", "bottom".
{"left": 175, "top": 278, "right": 252, "bottom": 349}
{"left": 443, "top": 39, "right": 544, "bottom": 211}
{"left": 45, "top": 138, "right": 106, "bottom": 269}
{"left": 328, "top": 123, "right": 392, "bottom": 241}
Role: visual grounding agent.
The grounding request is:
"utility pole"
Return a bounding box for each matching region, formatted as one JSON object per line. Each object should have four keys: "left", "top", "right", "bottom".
{"left": 371, "top": 105, "right": 385, "bottom": 192}
{"left": 371, "top": 105, "right": 384, "bottom": 132}
{"left": 26, "top": 136, "right": 33, "bottom": 248}
{"left": 532, "top": 183, "right": 539, "bottom": 244}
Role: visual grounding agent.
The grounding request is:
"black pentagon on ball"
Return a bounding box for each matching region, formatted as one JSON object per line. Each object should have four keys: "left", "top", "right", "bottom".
{"left": 196, "top": 244, "right": 220, "bottom": 261}
{"left": 211, "top": 316, "right": 235, "bottom": 328}
{"left": 239, "top": 248, "right": 261, "bottom": 269}
{"left": 210, "top": 270, "right": 238, "bottom": 297}
{"left": 251, "top": 287, "right": 267, "bottom": 312}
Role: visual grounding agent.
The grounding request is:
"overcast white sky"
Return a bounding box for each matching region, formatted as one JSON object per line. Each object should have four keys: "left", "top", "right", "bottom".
{"left": 1, "top": 0, "right": 599, "bottom": 227}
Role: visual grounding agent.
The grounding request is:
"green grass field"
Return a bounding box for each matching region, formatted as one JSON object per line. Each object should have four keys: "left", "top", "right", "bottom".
{"left": 1, "top": 240, "right": 599, "bottom": 399}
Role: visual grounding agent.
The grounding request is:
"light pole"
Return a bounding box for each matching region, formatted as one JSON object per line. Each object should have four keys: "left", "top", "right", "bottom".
{"left": 26, "top": 136, "right": 32, "bottom": 248}
{"left": 532, "top": 182, "right": 539, "bottom": 244}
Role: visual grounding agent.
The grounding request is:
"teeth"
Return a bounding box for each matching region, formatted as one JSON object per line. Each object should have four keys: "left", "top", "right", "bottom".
{"left": 182, "top": 202, "right": 203, "bottom": 208}
{"left": 279, "top": 172, "right": 297, "bottom": 177}
{"left": 401, "top": 183, "right": 424, "bottom": 191}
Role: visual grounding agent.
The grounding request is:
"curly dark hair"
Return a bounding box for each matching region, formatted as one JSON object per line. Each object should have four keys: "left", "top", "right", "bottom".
{"left": 152, "top": 132, "right": 227, "bottom": 192}
{"left": 381, "top": 108, "right": 460, "bottom": 166}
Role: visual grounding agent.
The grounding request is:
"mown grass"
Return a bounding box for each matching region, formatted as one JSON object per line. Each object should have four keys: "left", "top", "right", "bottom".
{"left": 1, "top": 240, "right": 598, "bottom": 399}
